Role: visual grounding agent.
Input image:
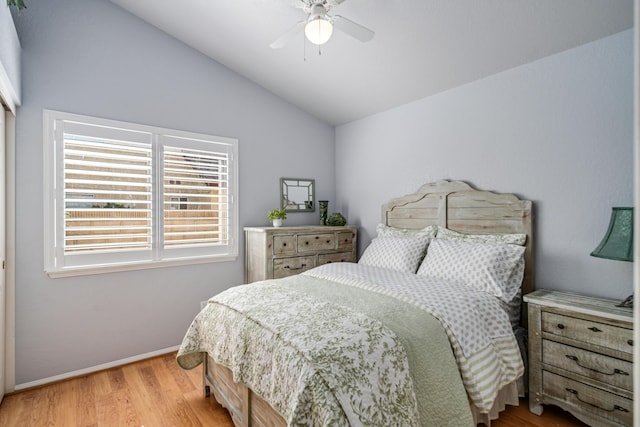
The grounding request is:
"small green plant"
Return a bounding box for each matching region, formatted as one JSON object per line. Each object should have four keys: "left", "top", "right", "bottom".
{"left": 267, "top": 208, "right": 287, "bottom": 221}
{"left": 7, "top": 0, "right": 26, "bottom": 11}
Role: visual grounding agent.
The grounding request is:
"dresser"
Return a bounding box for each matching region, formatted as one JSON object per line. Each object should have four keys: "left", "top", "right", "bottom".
{"left": 244, "top": 225, "right": 357, "bottom": 283}
{"left": 524, "top": 289, "right": 633, "bottom": 427}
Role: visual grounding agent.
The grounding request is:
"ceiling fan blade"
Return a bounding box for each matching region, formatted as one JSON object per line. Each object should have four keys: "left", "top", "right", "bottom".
{"left": 270, "top": 20, "right": 305, "bottom": 49}
{"left": 332, "top": 15, "right": 374, "bottom": 42}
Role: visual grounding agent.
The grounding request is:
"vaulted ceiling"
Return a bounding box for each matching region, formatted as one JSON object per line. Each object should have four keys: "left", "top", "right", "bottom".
{"left": 109, "top": 0, "right": 634, "bottom": 125}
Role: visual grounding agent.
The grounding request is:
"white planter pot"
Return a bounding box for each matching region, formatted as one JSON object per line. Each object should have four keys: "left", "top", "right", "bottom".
{"left": 272, "top": 219, "right": 283, "bottom": 227}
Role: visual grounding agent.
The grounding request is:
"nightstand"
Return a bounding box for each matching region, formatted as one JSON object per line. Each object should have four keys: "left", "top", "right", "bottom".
{"left": 524, "top": 289, "right": 633, "bottom": 426}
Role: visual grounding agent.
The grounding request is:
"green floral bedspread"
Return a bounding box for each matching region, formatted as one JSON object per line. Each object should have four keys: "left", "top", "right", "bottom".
{"left": 177, "top": 268, "right": 477, "bottom": 426}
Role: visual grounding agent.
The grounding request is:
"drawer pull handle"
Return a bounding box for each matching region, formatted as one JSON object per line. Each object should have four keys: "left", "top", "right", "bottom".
{"left": 565, "top": 355, "right": 629, "bottom": 376}
{"left": 628, "top": 339, "right": 634, "bottom": 346}
{"left": 283, "top": 264, "right": 307, "bottom": 270}
{"left": 565, "top": 388, "right": 629, "bottom": 413}
{"left": 326, "top": 240, "right": 330, "bottom": 243}
{"left": 556, "top": 324, "right": 565, "bottom": 330}
{"left": 282, "top": 243, "right": 287, "bottom": 247}
{"left": 588, "top": 326, "right": 602, "bottom": 333}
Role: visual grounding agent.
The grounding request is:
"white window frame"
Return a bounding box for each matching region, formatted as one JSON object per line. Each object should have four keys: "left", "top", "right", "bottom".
{"left": 43, "top": 110, "right": 239, "bottom": 278}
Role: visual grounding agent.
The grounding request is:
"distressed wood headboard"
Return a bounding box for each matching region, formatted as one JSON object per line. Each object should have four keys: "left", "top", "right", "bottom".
{"left": 382, "top": 180, "right": 534, "bottom": 296}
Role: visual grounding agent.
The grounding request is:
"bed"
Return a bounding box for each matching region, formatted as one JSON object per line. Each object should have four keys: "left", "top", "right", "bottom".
{"left": 177, "top": 180, "right": 534, "bottom": 426}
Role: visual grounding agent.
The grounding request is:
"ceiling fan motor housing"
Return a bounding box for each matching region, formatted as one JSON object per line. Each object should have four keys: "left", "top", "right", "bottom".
{"left": 307, "top": 4, "right": 329, "bottom": 21}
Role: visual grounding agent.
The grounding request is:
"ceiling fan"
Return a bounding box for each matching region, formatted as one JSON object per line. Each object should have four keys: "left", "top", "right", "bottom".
{"left": 270, "top": 0, "right": 375, "bottom": 49}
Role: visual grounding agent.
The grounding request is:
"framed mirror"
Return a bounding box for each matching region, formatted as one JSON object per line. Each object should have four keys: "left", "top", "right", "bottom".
{"left": 281, "top": 178, "right": 315, "bottom": 212}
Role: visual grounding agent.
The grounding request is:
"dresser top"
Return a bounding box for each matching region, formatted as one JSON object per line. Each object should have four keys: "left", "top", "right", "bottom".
{"left": 524, "top": 289, "right": 633, "bottom": 323}
{"left": 244, "top": 225, "right": 356, "bottom": 232}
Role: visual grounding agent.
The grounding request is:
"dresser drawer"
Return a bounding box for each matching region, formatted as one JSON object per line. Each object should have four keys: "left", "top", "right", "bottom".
{"left": 542, "top": 312, "right": 633, "bottom": 355}
{"left": 272, "top": 235, "right": 295, "bottom": 255}
{"left": 543, "top": 340, "right": 632, "bottom": 392}
{"left": 297, "top": 233, "right": 336, "bottom": 252}
{"left": 543, "top": 370, "right": 632, "bottom": 426}
{"left": 336, "top": 231, "right": 355, "bottom": 251}
{"left": 273, "top": 256, "right": 316, "bottom": 278}
{"left": 318, "top": 252, "right": 353, "bottom": 265}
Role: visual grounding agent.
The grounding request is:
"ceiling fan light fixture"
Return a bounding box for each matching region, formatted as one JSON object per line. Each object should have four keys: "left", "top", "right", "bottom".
{"left": 305, "top": 15, "right": 333, "bottom": 45}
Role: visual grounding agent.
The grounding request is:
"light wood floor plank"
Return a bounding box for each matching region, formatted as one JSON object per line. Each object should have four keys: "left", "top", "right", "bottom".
{"left": 92, "top": 370, "right": 112, "bottom": 397}
{"left": 152, "top": 356, "right": 205, "bottom": 426}
{"left": 114, "top": 388, "right": 143, "bottom": 427}
{"left": 121, "top": 362, "right": 166, "bottom": 427}
{"left": 0, "top": 351, "right": 586, "bottom": 426}
{"left": 56, "top": 379, "right": 78, "bottom": 426}
{"left": 77, "top": 375, "right": 97, "bottom": 427}
{"left": 94, "top": 390, "right": 121, "bottom": 427}
{"left": 162, "top": 352, "right": 200, "bottom": 395}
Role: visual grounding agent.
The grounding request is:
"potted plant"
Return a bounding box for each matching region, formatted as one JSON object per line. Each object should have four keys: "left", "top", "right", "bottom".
{"left": 7, "top": 0, "right": 26, "bottom": 11}
{"left": 267, "top": 208, "right": 287, "bottom": 227}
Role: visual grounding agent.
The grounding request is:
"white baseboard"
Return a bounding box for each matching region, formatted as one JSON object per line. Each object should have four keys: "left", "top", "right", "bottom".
{"left": 14, "top": 345, "right": 181, "bottom": 391}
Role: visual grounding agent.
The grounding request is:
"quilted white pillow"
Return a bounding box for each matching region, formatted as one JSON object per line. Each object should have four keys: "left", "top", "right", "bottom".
{"left": 417, "top": 239, "right": 525, "bottom": 302}
{"left": 359, "top": 235, "right": 430, "bottom": 273}
{"left": 436, "top": 226, "right": 527, "bottom": 246}
{"left": 377, "top": 223, "right": 437, "bottom": 239}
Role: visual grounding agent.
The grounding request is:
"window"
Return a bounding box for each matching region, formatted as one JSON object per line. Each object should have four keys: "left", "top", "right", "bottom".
{"left": 43, "top": 110, "right": 238, "bottom": 277}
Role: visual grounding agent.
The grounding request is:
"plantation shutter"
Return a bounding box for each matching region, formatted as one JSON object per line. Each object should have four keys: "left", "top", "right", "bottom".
{"left": 57, "top": 121, "right": 154, "bottom": 268}
{"left": 160, "top": 135, "right": 234, "bottom": 258}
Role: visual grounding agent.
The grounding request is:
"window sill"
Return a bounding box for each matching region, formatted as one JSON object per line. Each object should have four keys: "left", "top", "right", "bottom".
{"left": 45, "top": 254, "right": 238, "bottom": 278}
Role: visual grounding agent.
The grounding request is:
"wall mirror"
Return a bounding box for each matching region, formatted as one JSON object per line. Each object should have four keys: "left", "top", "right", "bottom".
{"left": 281, "top": 178, "right": 315, "bottom": 212}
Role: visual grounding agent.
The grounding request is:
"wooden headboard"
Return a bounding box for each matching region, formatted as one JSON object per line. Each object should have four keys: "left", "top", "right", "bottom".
{"left": 382, "top": 180, "right": 534, "bottom": 296}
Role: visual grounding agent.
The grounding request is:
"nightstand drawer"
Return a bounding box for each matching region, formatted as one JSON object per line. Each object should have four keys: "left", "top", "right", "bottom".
{"left": 273, "top": 235, "right": 295, "bottom": 255}
{"left": 318, "top": 252, "right": 353, "bottom": 265}
{"left": 543, "top": 371, "right": 632, "bottom": 426}
{"left": 273, "top": 256, "right": 316, "bottom": 278}
{"left": 297, "top": 233, "right": 336, "bottom": 252}
{"left": 542, "top": 312, "right": 633, "bottom": 355}
{"left": 543, "top": 340, "right": 632, "bottom": 392}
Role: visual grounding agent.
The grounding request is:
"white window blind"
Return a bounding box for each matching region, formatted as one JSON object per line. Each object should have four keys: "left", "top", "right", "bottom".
{"left": 44, "top": 110, "right": 238, "bottom": 277}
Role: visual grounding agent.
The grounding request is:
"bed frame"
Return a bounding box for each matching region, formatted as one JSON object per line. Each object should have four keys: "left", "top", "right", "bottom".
{"left": 202, "top": 180, "right": 534, "bottom": 426}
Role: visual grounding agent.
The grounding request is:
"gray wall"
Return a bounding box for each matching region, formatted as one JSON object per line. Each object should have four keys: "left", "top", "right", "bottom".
{"left": 336, "top": 30, "right": 633, "bottom": 301}
{"left": 12, "top": 0, "right": 334, "bottom": 384}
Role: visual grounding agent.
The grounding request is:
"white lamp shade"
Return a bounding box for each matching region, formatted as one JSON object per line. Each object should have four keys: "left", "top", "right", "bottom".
{"left": 305, "top": 16, "right": 333, "bottom": 45}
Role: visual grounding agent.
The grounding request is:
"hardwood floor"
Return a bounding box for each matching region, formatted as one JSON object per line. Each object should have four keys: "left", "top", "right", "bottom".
{"left": 0, "top": 352, "right": 587, "bottom": 426}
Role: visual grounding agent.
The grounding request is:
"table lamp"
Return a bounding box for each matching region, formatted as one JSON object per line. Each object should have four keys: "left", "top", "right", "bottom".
{"left": 590, "top": 207, "right": 634, "bottom": 307}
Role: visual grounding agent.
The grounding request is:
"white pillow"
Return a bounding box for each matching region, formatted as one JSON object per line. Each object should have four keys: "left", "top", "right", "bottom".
{"left": 377, "top": 223, "right": 437, "bottom": 239}
{"left": 436, "top": 226, "right": 527, "bottom": 246}
{"left": 359, "top": 235, "right": 430, "bottom": 273}
{"left": 417, "top": 239, "right": 525, "bottom": 302}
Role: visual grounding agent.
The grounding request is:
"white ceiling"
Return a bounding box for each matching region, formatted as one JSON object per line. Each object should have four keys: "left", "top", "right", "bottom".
{"left": 109, "top": 0, "right": 633, "bottom": 126}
